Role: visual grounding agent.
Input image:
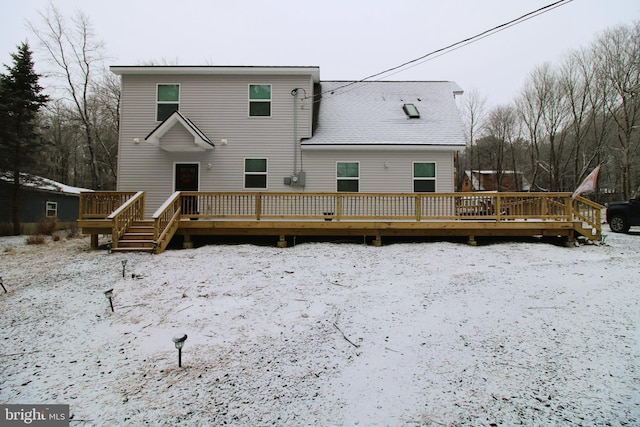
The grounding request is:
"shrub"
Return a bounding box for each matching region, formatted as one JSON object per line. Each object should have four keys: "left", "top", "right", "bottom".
{"left": 36, "top": 218, "right": 57, "bottom": 236}
{"left": 26, "top": 234, "right": 47, "bottom": 245}
{"left": 66, "top": 227, "right": 81, "bottom": 239}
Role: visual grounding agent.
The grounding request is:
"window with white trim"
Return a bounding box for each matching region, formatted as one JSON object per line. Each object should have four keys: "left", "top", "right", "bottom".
{"left": 337, "top": 162, "right": 359, "bottom": 192}
{"left": 46, "top": 201, "right": 58, "bottom": 218}
{"left": 157, "top": 84, "right": 180, "bottom": 121}
{"left": 413, "top": 162, "right": 436, "bottom": 192}
{"left": 249, "top": 84, "right": 271, "bottom": 117}
{"left": 244, "top": 158, "right": 268, "bottom": 189}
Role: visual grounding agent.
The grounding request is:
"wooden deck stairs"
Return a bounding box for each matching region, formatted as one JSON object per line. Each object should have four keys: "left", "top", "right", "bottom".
{"left": 574, "top": 221, "right": 600, "bottom": 241}
{"left": 111, "top": 220, "right": 156, "bottom": 253}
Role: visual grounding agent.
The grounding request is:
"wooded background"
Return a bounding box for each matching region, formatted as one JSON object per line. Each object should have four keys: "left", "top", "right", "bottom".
{"left": 3, "top": 6, "right": 639, "bottom": 204}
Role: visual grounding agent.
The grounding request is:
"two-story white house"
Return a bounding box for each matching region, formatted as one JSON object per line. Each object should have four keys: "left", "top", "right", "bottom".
{"left": 111, "top": 66, "right": 466, "bottom": 216}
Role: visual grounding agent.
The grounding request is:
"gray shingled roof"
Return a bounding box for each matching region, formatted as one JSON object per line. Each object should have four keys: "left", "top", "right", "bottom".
{"left": 304, "top": 81, "right": 466, "bottom": 147}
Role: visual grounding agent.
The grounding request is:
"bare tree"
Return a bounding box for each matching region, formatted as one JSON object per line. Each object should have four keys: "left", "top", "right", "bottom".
{"left": 28, "top": 4, "right": 106, "bottom": 189}
{"left": 517, "top": 64, "right": 571, "bottom": 191}
{"left": 458, "top": 88, "right": 488, "bottom": 190}
{"left": 517, "top": 68, "right": 547, "bottom": 190}
{"left": 483, "top": 104, "right": 520, "bottom": 189}
{"left": 37, "top": 100, "right": 78, "bottom": 183}
{"left": 592, "top": 21, "right": 640, "bottom": 199}
{"left": 559, "top": 50, "right": 595, "bottom": 188}
{"left": 89, "top": 70, "right": 120, "bottom": 188}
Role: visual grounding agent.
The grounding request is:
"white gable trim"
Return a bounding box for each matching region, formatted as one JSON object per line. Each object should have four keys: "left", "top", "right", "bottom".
{"left": 145, "top": 111, "right": 214, "bottom": 152}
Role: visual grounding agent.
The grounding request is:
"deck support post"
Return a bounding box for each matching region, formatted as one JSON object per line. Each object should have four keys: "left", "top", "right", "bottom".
{"left": 90, "top": 234, "right": 99, "bottom": 250}
{"left": 277, "top": 235, "right": 288, "bottom": 248}
{"left": 564, "top": 230, "right": 576, "bottom": 247}
{"left": 183, "top": 233, "right": 193, "bottom": 249}
{"left": 372, "top": 235, "right": 382, "bottom": 247}
{"left": 467, "top": 235, "right": 477, "bottom": 246}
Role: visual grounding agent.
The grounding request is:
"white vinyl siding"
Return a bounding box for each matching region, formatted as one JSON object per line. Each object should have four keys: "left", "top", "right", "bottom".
{"left": 301, "top": 150, "right": 455, "bottom": 193}
{"left": 116, "top": 73, "right": 315, "bottom": 216}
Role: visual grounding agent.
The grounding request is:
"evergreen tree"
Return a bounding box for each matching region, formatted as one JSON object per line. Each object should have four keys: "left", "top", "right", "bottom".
{"left": 0, "top": 42, "right": 49, "bottom": 235}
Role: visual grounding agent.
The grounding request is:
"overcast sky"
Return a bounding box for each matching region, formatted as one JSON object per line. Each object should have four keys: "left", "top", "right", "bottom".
{"left": 1, "top": 0, "right": 638, "bottom": 106}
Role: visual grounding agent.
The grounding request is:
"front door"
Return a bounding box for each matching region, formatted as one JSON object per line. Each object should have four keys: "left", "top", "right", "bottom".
{"left": 175, "top": 163, "right": 199, "bottom": 215}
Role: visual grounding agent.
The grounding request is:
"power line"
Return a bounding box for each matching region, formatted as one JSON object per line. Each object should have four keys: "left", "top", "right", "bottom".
{"left": 307, "top": 0, "right": 573, "bottom": 101}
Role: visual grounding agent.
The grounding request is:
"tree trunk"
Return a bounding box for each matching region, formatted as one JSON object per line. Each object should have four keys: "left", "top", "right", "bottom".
{"left": 85, "top": 128, "right": 101, "bottom": 189}
{"left": 11, "top": 168, "right": 21, "bottom": 236}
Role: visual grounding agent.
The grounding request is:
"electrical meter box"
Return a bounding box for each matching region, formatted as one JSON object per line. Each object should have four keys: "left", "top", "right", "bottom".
{"left": 284, "top": 171, "right": 305, "bottom": 187}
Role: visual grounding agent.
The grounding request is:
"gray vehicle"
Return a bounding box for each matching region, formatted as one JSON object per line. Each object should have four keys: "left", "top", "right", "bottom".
{"left": 606, "top": 197, "right": 640, "bottom": 233}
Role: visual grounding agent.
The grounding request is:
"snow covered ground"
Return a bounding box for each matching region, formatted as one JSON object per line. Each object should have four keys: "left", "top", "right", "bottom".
{"left": 1, "top": 232, "right": 638, "bottom": 426}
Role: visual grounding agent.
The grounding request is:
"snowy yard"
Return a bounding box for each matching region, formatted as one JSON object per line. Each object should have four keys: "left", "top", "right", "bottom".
{"left": 1, "top": 232, "right": 639, "bottom": 426}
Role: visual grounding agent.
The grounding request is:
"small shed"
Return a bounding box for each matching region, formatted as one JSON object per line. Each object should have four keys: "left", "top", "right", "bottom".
{"left": 0, "top": 172, "right": 92, "bottom": 234}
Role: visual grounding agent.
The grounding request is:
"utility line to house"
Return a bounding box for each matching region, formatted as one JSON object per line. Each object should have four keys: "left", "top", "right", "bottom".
{"left": 304, "top": 0, "right": 574, "bottom": 102}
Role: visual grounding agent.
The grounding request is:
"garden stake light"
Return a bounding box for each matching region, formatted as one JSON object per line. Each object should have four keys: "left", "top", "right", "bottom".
{"left": 121, "top": 260, "right": 128, "bottom": 278}
{"left": 104, "top": 288, "right": 114, "bottom": 312}
{"left": 172, "top": 334, "right": 188, "bottom": 367}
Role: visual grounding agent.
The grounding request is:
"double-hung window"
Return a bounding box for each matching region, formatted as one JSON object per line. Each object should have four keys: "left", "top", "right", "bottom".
{"left": 244, "top": 158, "right": 268, "bottom": 189}
{"left": 413, "top": 162, "right": 436, "bottom": 192}
{"left": 157, "top": 84, "right": 180, "bottom": 121}
{"left": 45, "top": 201, "right": 58, "bottom": 218}
{"left": 249, "top": 84, "right": 271, "bottom": 117}
{"left": 337, "top": 162, "right": 359, "bottom": 192}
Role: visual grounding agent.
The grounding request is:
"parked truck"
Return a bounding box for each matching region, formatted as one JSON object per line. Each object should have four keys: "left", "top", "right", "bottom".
{"left": 606, "top": 197, "right": 640, "bottom": 233}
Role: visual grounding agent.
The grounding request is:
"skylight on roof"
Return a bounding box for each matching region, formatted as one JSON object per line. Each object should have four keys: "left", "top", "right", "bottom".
{"left": 403, "top": 103, "right": 420, "bottom": 118}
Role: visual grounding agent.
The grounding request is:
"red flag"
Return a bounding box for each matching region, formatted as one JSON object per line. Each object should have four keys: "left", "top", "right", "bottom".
{"left": 572, "top": 165, "right": 601, "bottom": 199}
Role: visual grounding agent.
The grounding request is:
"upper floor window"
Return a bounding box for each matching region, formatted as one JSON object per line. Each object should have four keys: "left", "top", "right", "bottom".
{"left": 249, "top": 84, "right": 271, "bottom": 117}
{"left": 244, "top": 158, "right": 268, "bottom": 189}
{"left": 157, "top": 84, "right": 180, "bottom": 121}
{"left": 45, "top": 201, "right": 58, "bottom": 218}
{"left": 337, "top": 162, "right": 359, "bottom": 192}
{"left": 413, "top": 162, "right": 436, "bottom": 192}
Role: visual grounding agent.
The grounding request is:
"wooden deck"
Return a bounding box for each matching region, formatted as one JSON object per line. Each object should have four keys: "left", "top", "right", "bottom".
{"left": 77, "top": 191, "right": 603, "bottom": 253}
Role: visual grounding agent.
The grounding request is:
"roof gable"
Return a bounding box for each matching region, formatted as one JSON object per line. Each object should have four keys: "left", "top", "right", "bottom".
{"left": 304, "top": 81, "right": 466, "bottom": 148}
{"left": 145, "top": 111, "right": 214, "bottom": 152}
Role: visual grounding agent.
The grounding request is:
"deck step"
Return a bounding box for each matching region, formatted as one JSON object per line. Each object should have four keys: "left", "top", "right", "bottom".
{"left": 121, "top": 233, "right": 154, "bottom": 240}
{"left": 127, "top": 226, "right": 154, "bottom": 232}
{"left": 114, "top": 220, "right": 157, "bottom": 253}
{"left": 112, "top": 246, "right": 155, "bottom": 253}
{"left": 118, "top": 239, "right": 156, "bottom": 248}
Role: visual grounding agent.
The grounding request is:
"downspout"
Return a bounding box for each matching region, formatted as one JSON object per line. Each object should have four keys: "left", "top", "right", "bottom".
{"left": 291, "top": 88, "right": 299, "bottom": 175}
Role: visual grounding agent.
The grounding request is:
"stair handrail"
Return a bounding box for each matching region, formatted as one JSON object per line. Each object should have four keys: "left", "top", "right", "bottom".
{"left": 152, "top": 191, "right": 182, "bottom": 252}
{"left": 572, "top": 195, "right": 604, "bottom": 238}
{"left": 108, "top": 191, "right": 145, "bottom": 249}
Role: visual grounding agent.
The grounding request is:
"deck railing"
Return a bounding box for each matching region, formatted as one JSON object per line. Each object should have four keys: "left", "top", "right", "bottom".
{"left": 180, "top": 191, "right": 587, "bottom": 221}
{"left": 79, "top": 191, "right": 138, "bottom": 219}
{"left": 107, "top": 191, "right": 145, "bottom": 249}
